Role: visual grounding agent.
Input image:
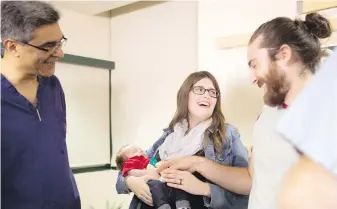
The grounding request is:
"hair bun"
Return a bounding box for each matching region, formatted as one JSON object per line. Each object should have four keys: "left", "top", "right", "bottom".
{"left": 304, "top": 12, "right": 332, "bottom": 39}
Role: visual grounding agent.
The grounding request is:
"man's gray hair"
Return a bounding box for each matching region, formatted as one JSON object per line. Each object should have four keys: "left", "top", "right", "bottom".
{"left": 1, "top": 1, "right": 60, "bottom": 57}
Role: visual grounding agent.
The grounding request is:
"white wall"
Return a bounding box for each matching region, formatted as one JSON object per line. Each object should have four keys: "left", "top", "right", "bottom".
{"left": 54, "top": 7, "right": 112, "bottom": 168}
{"left": 52, "top": 1, "right": 301, "bottom": 208}
{"left": 53, "top": 2, "right": 198, "bottom": 208}
{"left": 74, "top": 170, "right": 131, "bottom": 209}
{"left": 109, "top": 1, "right": 198, "bottom": 165}
{"left": 51, "top": 5, "right": 119, "bottom": 209}
{"left": 198, "top": 0, "right": 297, "bottom": 147}
{"left": 57, "top": 7, "right": 111, "bottom": 59}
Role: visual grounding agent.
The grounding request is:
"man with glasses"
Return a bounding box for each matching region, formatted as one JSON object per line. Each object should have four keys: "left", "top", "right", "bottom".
{"left": 1, "top": 1, "right": 80, "bottom": 209}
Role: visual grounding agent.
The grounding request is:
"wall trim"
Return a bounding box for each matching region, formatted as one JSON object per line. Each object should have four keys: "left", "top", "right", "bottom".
{"left": 59, "top": 53, "right": 115, "bottom": 70}
{"left": 299, "top": 0, "right": 337, "bottom": 14}
{"left": 72, "top": 164, "right": 116, "bottom": 174}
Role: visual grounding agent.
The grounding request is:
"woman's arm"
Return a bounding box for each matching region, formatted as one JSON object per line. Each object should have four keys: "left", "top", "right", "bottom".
{"left": 200, "top": 126, "right": 251, "bottom": 209}
{"left": 203, "top": 182, "right": 249, "bottom": 209}
{"left": 115, "top": 131, "right": 169, "bottom": 194}
{"left": 116, "top": 171, "right": 130, "bottom": 194}
{"left": 195, "top": 126, "right": 252, "bottom": 195}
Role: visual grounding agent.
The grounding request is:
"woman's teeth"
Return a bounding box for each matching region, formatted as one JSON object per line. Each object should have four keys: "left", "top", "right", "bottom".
{"left": 197, "top": 102, "right": 210, "bottom": 107}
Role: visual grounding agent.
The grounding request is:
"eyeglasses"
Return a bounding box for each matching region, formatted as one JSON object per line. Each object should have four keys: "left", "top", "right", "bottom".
{"left": 21, "top": 36, "right": 67, "bottom": 54}
{"left": 192, "top": 86, "right": 220, "bottom": 98}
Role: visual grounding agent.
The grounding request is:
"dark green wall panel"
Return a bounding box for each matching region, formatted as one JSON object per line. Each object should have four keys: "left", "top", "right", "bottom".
{"left": 59, "top": 53, "right": 115, "bottom": 70}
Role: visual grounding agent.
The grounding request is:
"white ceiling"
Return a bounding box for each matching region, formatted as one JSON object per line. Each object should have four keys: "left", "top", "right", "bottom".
{"left": 50, "top": 1, "right": 137, "bottom": 15}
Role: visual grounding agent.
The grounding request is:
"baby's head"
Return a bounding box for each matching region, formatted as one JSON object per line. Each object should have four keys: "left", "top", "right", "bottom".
{"left": 115, "top": 144, "right": 146, "bottom": 170}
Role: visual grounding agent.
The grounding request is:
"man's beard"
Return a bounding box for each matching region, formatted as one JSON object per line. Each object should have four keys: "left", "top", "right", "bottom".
{"left": 262, "top": 62, "right": 290, "bottom": 107}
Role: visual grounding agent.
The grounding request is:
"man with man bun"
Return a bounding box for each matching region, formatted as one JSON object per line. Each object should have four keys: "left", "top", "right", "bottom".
{"left": 277, "top": 48, "right": 337, "bottom": 209}
{"left": 162, "top": 12, "right": 333, "bottom": 209}
{"left": 246, "top": 12, "right": 332, "bottom": 209}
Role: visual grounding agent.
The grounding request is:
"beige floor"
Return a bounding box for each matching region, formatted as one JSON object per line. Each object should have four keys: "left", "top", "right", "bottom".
{"left": 74, "top": 170, "right": 132, "bottom": 209}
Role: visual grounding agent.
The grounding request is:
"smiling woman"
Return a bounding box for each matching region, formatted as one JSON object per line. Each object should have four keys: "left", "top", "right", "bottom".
{"left": 115, "top": 71, "right": 249, "bottom": 209}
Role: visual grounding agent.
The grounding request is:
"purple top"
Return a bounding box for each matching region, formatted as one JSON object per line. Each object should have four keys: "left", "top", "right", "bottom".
{"left": 1, "top": 74, "right": 80, "bottom": 209}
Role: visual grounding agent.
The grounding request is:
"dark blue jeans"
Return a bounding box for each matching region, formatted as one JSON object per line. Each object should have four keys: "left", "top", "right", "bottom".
{"left": 147, "top": 180, "right": 189, "bottom": 209}
{"left": 130, "top": 180, "right": 189, "bottom": 209}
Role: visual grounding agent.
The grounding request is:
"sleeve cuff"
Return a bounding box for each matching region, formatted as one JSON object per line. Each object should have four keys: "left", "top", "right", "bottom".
{"left": 203, "top": 183, "right": 231, "bottom": 208}
{"left": 124, "top": 178, "right": 132, "bottom": 194}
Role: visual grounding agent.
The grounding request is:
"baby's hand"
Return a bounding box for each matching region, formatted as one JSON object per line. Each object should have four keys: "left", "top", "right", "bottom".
{"left": 156, "top": 161, "right": 171, "bottom": 173}
{"left": 148, "top": 169, "right": 160, "bottom": 179}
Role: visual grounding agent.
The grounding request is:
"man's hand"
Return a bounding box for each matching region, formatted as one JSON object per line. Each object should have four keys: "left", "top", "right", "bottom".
{"left": 163, "top": 156, "right": 204, "bottom": 173}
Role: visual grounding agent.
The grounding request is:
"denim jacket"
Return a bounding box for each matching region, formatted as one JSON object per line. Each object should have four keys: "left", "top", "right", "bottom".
{"left": 116, "top": 124, "right": 249, "bottom": 209}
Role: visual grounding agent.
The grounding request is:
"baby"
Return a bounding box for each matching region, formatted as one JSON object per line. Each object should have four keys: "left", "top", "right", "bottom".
{"left": 116, "top": 144, "right": 191, "bottom": 209}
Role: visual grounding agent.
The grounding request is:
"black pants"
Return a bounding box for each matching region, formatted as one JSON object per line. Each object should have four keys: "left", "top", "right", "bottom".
{"left": 146, "top": 180, "right": 189, "bottom": 209}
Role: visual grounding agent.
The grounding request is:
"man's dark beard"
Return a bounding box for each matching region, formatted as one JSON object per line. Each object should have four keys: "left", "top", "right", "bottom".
{"left": 263, "top": 62, "right": 290, "bottom": 107}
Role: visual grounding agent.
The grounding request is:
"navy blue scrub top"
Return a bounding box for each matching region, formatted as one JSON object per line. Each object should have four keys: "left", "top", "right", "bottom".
{"left": 1, "top": 74, "right": 81, "bottom": 209}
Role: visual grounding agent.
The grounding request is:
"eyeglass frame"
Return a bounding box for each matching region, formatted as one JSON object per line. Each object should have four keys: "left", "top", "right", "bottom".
{"left": 20, "top": 36, "right": 67, "bottom": 54}
{"left": 191, "top": 86, "right": 220, "bottom": 98}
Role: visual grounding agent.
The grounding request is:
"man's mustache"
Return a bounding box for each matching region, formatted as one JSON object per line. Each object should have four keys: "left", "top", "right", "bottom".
{"left": 257, "top": 79, "right": 265, "bottom": 88}
{"left": 40, "top": 55, "right": 56, "bottom": 64}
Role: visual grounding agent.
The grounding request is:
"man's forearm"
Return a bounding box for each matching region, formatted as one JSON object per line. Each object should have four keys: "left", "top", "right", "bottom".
{"left": 195, "top": 158, "right": 251, "bottom": 195}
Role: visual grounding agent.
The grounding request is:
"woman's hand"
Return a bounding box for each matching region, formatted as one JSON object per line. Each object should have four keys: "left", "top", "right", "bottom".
{"left": 161, "top": 170, "right": 211, "bottom": 197}
{"left": 125, "top": 175, "right": 156, "bottom": 206}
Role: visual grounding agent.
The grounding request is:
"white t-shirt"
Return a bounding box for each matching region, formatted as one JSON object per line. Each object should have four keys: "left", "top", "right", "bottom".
{"left": 248, "top": 105, "right": 299, "bottom": 209}
{"left": 277, "top": 49, "right": 337, "bottom": 176}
